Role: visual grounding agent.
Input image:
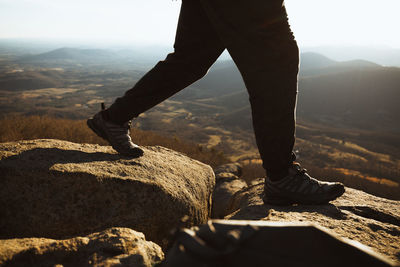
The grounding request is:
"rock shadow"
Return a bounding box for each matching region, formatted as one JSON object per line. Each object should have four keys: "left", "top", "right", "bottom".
{"left": 267, "top": 202, "right": 347, "bottom": 220}
{"left": 229, "top": 202, "right": 347, "bottom": 221}
{"left": 1, "top": 147, "right": 140, "bottom": 171}
{"left": 338, "top": 206, "right": 400, "bottom": 227}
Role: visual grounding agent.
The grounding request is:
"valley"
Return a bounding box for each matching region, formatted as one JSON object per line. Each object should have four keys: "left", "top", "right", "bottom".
{"left": 0, "top": 44, "right": 399, "bottom": 199}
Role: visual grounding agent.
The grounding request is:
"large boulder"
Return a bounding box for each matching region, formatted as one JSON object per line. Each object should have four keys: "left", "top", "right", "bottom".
{"left": 0, "top": 227, "right": 164, "bottom": 267}
{"left": 0, "top": 139, "right": 215, "bottom": 247}
{"left": 225, "top": 179, "right": 400, "bottom": 264}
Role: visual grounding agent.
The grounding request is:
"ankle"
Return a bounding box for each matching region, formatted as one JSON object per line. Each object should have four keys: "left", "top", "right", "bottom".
{"left": 267, "top": 168, "right": 289, "bottom": 182}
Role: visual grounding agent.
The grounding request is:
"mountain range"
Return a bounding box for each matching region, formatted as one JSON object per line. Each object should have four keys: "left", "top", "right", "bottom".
{"left": 173, "top": 53, "right": 400, "bottom": 133}
{"left": 301, "top": 45, "right": 400, "bottom": 67}
{"left": 14, "top": 47, "right": 169, "bottom": 67}
{"left": 2, "top": 47, "right": 399, "bottom": 133}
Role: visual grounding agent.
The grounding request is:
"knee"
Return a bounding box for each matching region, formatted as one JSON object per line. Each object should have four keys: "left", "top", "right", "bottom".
{"left": 160, "top": 51, "right": 213, "bottom": 79}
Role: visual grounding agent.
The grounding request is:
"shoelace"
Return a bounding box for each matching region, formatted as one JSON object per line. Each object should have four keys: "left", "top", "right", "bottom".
{"left": 293, "top": 164, "right": 319, "bottom": 185}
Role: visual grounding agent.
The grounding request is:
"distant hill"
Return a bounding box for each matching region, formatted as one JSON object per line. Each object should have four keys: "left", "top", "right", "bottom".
{"left": 19, "top": 48, "right": 120, "bottom": 63}
{"left": 301, "top": 46, "right": 400, "bottom": 67}
{"left": 300, "top": 53, "right": 380, "bottom": 76}
{"left": 190, "top": 60, "right": 244, "bottom": 98}
{"left": 15, "top": 47, "right": 169, "bottom": 67}
{"left": 216, "top": 104, "right": 252, "bottom": 130}
{"left": 300, "top": 52, "right": 336, "bottom": 70}
{"left": 173, "top": 53, "right": 400, "bottom": 132}
{"left": 298, "top": 67, "right": 400, "bottom": 131}
{"left": 0, "top": 70, "right": 64, "bottom": 91}
{"left": 193, "top": 53, "right": 381, "bottom": 95}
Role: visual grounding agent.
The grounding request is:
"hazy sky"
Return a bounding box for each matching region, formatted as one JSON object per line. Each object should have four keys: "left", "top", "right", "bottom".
{"left": 1, "top": 0, "right": 399, "bottom": 48}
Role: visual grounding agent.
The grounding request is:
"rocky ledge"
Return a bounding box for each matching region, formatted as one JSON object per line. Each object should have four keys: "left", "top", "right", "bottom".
{"left": 212, "top": 164, "right": 400, "bottom": 264}
{"left": 0, "top": 139, "right": 215, "bottom": 248}
{"left": 0, "top": 140, "right": 399, "bottom": 266}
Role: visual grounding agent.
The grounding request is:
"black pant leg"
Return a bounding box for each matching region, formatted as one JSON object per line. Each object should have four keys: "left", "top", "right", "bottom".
{"left": 107, "top": 0, "right": 225, "bottom": 125}
{"left": 201, "top": 0, "right": 299, "bottom": 174}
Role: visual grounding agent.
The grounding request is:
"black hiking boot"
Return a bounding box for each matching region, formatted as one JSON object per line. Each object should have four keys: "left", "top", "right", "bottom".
{"left": 87, "top": 105, "right": 144, "bottom": 157}
{"left": 263, "top": 163, "right": 345, "bottom": 205}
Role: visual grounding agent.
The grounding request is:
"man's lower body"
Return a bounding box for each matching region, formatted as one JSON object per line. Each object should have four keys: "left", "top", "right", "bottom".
{"left": 88, "top": 0, "right": 345, "bottom": 205}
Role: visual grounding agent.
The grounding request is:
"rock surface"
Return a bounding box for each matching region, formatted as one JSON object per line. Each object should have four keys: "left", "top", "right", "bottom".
{"left": 212, "top": 163, "right": 247, "bottom": 218}
{"left": 0, "top": 227, "right": 164, "bottom": 267}
{"left": 225, "top": 179, "right": 400, "bottom": 263}
{"left": 0, "top": 139, "right": 215, "bottom": 247}
{"left": 214, "top": 163, "right": 242, "bottom": 178}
